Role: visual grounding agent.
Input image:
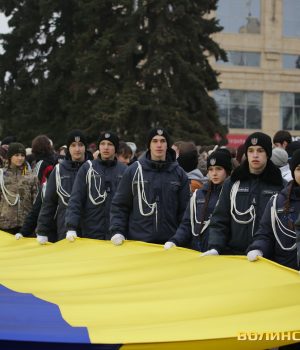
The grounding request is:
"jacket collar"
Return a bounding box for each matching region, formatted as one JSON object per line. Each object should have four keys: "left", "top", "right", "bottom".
{"left": 231, "top": 159, "right": 283, "bottom": 186}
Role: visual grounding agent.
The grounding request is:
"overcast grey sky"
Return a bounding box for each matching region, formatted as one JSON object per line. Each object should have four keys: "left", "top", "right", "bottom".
{"left": 0, "top": 13, "right": 10, "bottom": 34}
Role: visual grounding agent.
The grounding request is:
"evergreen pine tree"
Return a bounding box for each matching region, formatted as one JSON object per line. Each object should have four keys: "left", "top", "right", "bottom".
{"left": 0, "top": 1, "right": 226, "bottom": 147}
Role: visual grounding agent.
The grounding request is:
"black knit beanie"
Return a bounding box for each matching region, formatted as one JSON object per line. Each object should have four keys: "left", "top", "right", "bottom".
{"left": 98, "top": 132, "right": 119, "bottom": 152}
{"left": 286, "top": 141, "right": 300, "bottom": 158}
{"left": 7, "top": 142, "right": 26, "bottom": 159}
{"left": 177, "top": 150, "right": 198, "bottom": 172}
{"left": 290, "top": 149, "right": 300, "bottom": 180}
{"left": 244, "top": 132, "right": 272, "bottom": 159}
{"left": 207, "top": 150, "right": 232, "bottom": 174}
{"left": 66, "top": 130, "right": 87, "bottom": 149}
{"left": 147, "top": 128, "right": 171, "bottom": 149}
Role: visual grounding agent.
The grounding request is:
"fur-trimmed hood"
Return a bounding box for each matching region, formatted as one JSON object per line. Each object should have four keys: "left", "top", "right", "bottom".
{"left": 231, "top": 159, "right": 283, "bottom": 186}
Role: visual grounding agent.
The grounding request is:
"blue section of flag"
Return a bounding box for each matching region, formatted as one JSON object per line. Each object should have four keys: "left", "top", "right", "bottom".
{"left": 0, "top": 341, "right": 122, "bottom": 350}
{"left": 0, "top": 284, "right": 91, "bottom": 344}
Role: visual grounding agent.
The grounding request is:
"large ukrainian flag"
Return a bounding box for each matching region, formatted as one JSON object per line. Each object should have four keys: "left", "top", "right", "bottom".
{"left": 0, "top": 230, "right": 300, "bottom": 349}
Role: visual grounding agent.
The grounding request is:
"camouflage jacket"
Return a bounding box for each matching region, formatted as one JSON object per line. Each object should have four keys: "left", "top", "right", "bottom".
{"left": 0, "top": 166, "right": 39, "bottom": 229}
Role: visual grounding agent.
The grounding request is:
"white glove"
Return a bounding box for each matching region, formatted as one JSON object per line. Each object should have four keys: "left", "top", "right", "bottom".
{"left": 247, "top": 249, "right": 263, "bottom": 262}
{"left": 164, "top": 241, "right": 176, "bottom": 250}
{"left": 15, "top": 233, "right": 24, "bottom": 240}
{"left": 111, "top": 233, "right": 125, "bottom": 246}
{"left": 200, "top": 249, "right": 219, "bottom": 256}
{"left": 66, "top": 230, "right": 77, "bottom": 242}
{"left": 36, "top": 235, "right": 48, "bottom": 245}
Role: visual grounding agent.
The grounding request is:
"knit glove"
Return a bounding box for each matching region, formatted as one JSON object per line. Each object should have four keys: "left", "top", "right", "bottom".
{"left": 66, "top": 230, "right": 77, "bottom": 242}
{"left": 36, "top": 235, "right": 48, "bottom": 245}
{"left": 200, "top": 249, "right": 219, "bottom": 256}
{"left": 164, "top": 242, "right": 176, "bottom": 250}
{"left": 247, "top": 249, "right": 263, "bottom": 262}
{"left": 111, "top": 233, "right": 125, "bottom": 246}
{"left": 15, "top": 233, "right": 24, "bottom": 240}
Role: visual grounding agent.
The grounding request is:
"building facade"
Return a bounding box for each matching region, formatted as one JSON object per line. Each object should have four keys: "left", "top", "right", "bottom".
{"left": 211, "top": 0, "right": 300, "bottom": 147}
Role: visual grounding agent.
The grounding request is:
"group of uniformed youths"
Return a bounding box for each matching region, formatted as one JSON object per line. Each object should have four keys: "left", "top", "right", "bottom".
{"left": 1, "top": 127, "right": 300, "bottom": 272}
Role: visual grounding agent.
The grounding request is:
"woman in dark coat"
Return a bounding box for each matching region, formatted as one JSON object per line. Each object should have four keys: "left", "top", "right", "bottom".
{"left": 164, "top": 150, "right": 232, "bottom": 252}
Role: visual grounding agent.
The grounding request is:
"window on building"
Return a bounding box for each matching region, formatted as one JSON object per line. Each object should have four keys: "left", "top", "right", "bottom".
{"left": 281, "top": 93, "right": 300, "bottom": 130}
{"left": 283, "top": 0, "right": 300, "bottom": 37}
{"left": 214, "top": 89, "right": 262, "bottom": 129}
{"left": 217, "top": 51, "right": 260, "bottom": 67}
{"left": 282, "top": 54, "right": 300, "bottom": 69}
{"left": 217, "top": 0, "right": 261, "bottom": 34}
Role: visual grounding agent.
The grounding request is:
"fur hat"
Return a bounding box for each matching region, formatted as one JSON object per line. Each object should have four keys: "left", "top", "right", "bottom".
{"left": 147, "top": 128, "right": 171, "bottom": 149}
{"left": 289, "top": 149, "right": 300, "bottom": 180}
{"left": 66, "top": 130, "right": 87, "bottom": 149}
{"left": 207, "top": 150, "right": 232, "bottom": 173}
{"left": 98, "top": 132, "right": 119, "bottom": 152}
{"left": 7, "top": 142, "right": 26, "bottom": 159}
{"left": 244, "top": 132, "right": 272, "bottom": 159}
{"left": 271, "top": 148, "right": 288, "bottom": 168}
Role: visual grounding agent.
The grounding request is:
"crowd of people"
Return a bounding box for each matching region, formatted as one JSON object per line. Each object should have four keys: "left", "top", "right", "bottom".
{"left": 0, "top": 128, "right": 300, "bottom": 273}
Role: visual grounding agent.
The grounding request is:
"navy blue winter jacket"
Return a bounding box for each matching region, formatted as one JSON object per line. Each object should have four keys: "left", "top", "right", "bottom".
{"left": 37, "top": 158, "right": 85, "bottom": 241}
{"left": 65, "top": 158, "right": 126, "bottom": 239}
{"left": 109, "top": 150, "right": 190, "bottom": 243}
{"left": 247, "top": 182, "right": 300, "bottom": 270}
{"left": 208, "top": 160, "right": 284, "bottom": 255}
{"left": 168, "top": 182, "right": 223, "bottom": 251}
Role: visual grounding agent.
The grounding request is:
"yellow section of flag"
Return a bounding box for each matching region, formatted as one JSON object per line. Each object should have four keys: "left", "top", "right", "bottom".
{"left": 0, "top": 231, "right": 300, "bottom": 349}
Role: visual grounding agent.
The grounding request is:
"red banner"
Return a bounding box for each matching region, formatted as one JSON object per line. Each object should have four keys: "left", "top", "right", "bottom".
{"left": 226, "top": 134, "right": 248, "bottom": 149}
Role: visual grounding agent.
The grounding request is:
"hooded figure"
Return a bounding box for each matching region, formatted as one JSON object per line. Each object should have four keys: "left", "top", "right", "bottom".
{"left": 110, "top": 127, "right": 190, "bottom": 245}
{"left": 203, "top": 132, "right": 284, "bottom": 256}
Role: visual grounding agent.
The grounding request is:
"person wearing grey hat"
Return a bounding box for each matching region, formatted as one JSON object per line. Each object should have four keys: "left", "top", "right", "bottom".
{"left": 164, "top": 150, "right": 232, "bottom": 252}
{"left": 248, "top": 148, "right": 300, "bottom": 270}
{"left": 271, "top": 147, "right": 292, "bottom": 182}
{"left": 202, "top": 132, "right": 284, "bottom": 257}
{"left": 0, "top": 142, "right": 39, "bottom": 235}
{"left": 64, "top": 131, "right": 127, "bottom": 241}
{"left": 109, "top": 127, "right": 190, "bottom": 246}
